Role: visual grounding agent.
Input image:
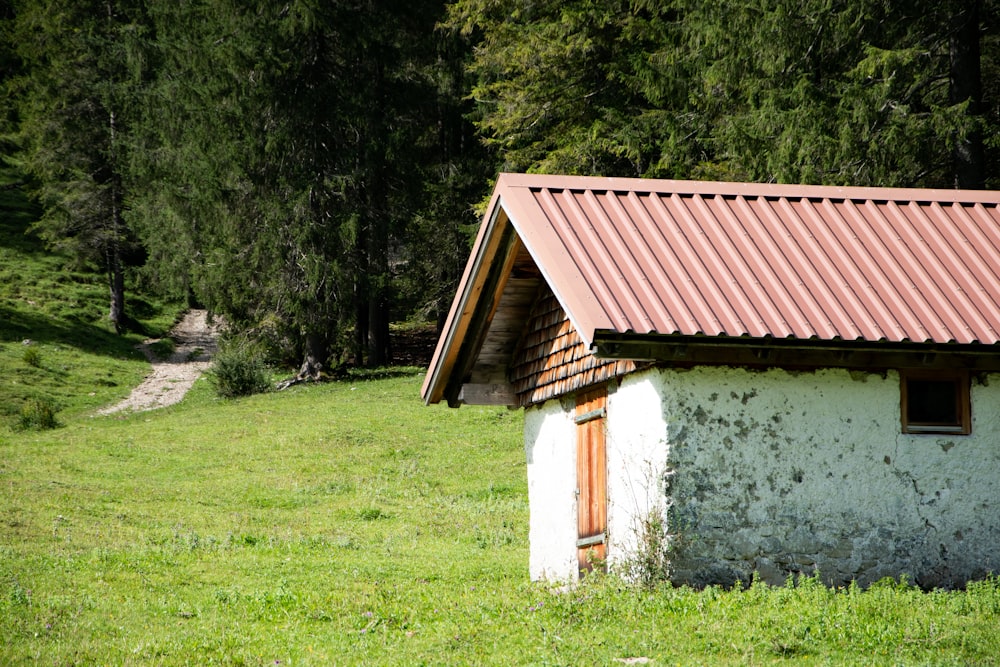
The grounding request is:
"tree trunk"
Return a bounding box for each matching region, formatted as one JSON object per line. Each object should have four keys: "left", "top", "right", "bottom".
{"left": 950, "top": 0, "right": 985, "bottom": 189}
{"left": 353, "top": 249, "right": 369, "bottom": 366}
{"left": 297, "top": 330, "right": 328, "bottom": 381}
{"left": 367, "top": 282, "right": 390, "bottom": 366}
{"left": 106, "top": 77, "right": 128, "bottom": 332}
{"left": 108, "top": 246, "right": 126, "bottom": 333}
{"left": 364, "top": 174, "right": 391, "bottom": 367}
{"left": 356, "top": 48, "right": 393, "bottom": 368}
{"left": 106, "top": 169, "right": 126, "bottom": 333}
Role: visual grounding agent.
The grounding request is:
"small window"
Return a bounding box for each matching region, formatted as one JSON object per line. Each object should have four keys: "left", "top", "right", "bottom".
{"left": 900, "top": 371, "right": 970, "bottom": 435}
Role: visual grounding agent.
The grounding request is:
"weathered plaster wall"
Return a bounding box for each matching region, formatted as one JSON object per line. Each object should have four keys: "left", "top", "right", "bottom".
{"left": 523, "top": 366, "right": 1000, "bottom": 588}
{"left": 651, "top": 366, "right": 1000, "bottom": 589}
{"left": 524, "top": 396, "right": 578, "bottom": 581}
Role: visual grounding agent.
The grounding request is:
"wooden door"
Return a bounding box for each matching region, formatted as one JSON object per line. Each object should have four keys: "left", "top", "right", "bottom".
{"left": 575, "top": 386, "right": 608, "bottom": 574}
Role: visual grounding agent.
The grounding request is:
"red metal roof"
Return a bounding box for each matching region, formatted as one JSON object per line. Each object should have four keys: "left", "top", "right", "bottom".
{"left": 422, "top": 173, "right": 1000, "bottom": 404}
{"left": 498, "top": 173, "right": 1000, "bottom": 347}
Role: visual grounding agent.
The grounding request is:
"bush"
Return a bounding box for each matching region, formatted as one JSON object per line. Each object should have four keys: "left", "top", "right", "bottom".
{"left": 17, "top": 398, "right": 58, "bottom": 430}
{"left": 209, "top": 344, "right": 270, "bottom": 398}
{"left": 22, "top": 346, "right": 41, "bottom": 368}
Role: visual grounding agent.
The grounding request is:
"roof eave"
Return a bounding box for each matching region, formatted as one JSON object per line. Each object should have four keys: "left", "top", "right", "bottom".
{"left": 496, "top": 176, "right": 610, "bottom": 348}
{"left": 592, "top": 331, "right": 1000, "bottom": 370}
{"left": 421, "top": 190, "right": 510, "bottom": 406}
{"left": 495, "top": 172, "right": 1000, "bottom": 205}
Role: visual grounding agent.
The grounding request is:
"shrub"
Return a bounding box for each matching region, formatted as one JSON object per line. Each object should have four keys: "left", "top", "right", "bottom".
{"left": 22, "top": 346, "right": 41, "bottom": 368}
{"left": 17, "top": 398, "right": 58, "bottom": 430}
{"left": 209, "top": 344, "right": 270, "bottom": 398}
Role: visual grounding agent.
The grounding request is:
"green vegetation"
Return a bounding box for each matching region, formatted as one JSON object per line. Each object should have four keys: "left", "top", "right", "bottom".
{"left": 0, "top": 182, "right": 180, "bottom": 426}
{"left": 7, "top": 1, "right": 995, "bottom": 378}
{"left": 3, "top": 0, "right": 489, "bottom": 372}
{"left": 20, "top": 345, "right": 40, "bottom": 368}
{"left": 14, "top": 396, "right": 57, "bottom": 430}
{"left": 0, "top": 208, "right": 997, "bottom": 662}
{"left": 2, "top": 371, "right": 1000, "bottom": 665}
{"left": 448, "top": 0, "right": 997, "bottom": 189}
{"left": 209, "top": 342, "right": 271, "bottom": 399}
{"left": 4, "top": 3, "right": 1000, "bottom": 663}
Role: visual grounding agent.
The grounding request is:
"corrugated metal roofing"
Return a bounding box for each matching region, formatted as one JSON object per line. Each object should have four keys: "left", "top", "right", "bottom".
{"left": 498, "top": 173, "right": 1000, "bottom": 347}
{"left": 422, "top": 173, "right": 1000, "bottom": 405}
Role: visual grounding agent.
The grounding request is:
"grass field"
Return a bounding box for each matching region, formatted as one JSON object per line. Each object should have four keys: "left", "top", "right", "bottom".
{"left": 1, "top": 372, "right": 535, "bottom": 664}
{"left": 3, "top": 374, "right": 1000, "bottom": 665}
{"left": 3, "top": 183, "right": 1000, "bottom": 665}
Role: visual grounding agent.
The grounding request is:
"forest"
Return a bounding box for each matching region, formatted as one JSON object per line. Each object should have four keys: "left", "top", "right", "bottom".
{"left": 2, "top": 0, "right": 998, "bottom": 376}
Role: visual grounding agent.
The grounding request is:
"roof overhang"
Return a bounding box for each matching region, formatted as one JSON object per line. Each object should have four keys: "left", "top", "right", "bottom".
{"left": 592, "top": 331, "right": 1000, "bottom": 372}
{"left": 424, "top": 173, "right": 1000, "bottom": 407}
{"left": 421, "top": 197, "right": 517, "bottom": 406}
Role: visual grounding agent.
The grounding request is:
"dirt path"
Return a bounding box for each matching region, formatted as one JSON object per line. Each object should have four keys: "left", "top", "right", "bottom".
{"left": 99, "top": 309, "right": 222, "bottom": 415}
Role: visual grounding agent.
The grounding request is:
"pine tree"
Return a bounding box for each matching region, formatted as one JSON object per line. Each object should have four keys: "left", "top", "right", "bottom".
{"left": 446, "top": 0, "right": 697, "bottom": 177}
{"left": 398, "top": 23, "right": 494, "bottom": 332}
{"left": 133, "top": 0, "right": 474, "bottom": 374}
{"left": 449, "top": 0, "right": 1000, "bottom": 188}
{"left": 690, "top": 0, "right": 997, "bottom": 188}
{"left": 7, "top": 0, "right": 151, "bottom": 332}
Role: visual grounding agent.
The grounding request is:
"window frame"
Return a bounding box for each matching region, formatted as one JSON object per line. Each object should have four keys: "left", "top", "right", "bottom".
{"left": 900, "top": 370, "right": 971, "bottom": 435}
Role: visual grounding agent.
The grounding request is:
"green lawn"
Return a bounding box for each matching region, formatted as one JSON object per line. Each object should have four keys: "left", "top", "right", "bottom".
{"left": 1, "top": 372, "right": 534, "bottom": 665}
{"left": 2, "top": 373, "right": 1000, "bottom": 665}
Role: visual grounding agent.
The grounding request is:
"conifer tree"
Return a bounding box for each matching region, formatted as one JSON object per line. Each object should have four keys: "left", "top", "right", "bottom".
{"left": 7, "top": 0, "right": 150, "bottom": 332}
{"left": 134, "top": 0, "right": 474, "bottom": 374}
{"left": 448, "top": 0, "right": 1000, "bottom": 188}
{"left": 446, "top": 0, "right": 696, "bottom": 177}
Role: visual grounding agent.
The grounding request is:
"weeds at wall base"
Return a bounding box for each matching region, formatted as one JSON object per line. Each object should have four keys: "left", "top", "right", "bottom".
{"left": 618, "top": 510, "right": 675, "bottom": 589}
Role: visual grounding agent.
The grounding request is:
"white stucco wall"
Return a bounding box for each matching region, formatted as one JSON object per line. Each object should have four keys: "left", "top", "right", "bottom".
{"left": 524, "top": 396, "right": 579, "bottom": 582}
{"left": 523, "top": 378, "right": 670, "bottom": 583}
{"left": 523, "top": 366, "right": 1000, "bottom": 588}
{"left": 653, "top": 365, "right": 1000, "bottom": 588}
{"left": 605, "top": 376, "right": 669, "bottom": 575}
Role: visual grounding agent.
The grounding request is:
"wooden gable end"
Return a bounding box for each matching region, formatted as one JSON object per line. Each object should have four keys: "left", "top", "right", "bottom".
{"left": 512, "top": 285, "right": 637, "bottom": 407}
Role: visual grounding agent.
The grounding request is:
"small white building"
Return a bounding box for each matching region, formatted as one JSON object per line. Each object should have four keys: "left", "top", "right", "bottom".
{"left": 423, "top": 174, "right": 1000, "bottom": 589}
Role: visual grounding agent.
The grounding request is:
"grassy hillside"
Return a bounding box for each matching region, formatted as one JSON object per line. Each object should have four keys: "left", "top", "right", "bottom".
{"left": 0, "top": 184, "right": 179, "bottom": 426}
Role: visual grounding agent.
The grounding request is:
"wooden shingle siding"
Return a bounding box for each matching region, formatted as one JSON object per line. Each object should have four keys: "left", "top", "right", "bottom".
{"left": 512, "top": 286, "right": 635, "bottom": 406}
